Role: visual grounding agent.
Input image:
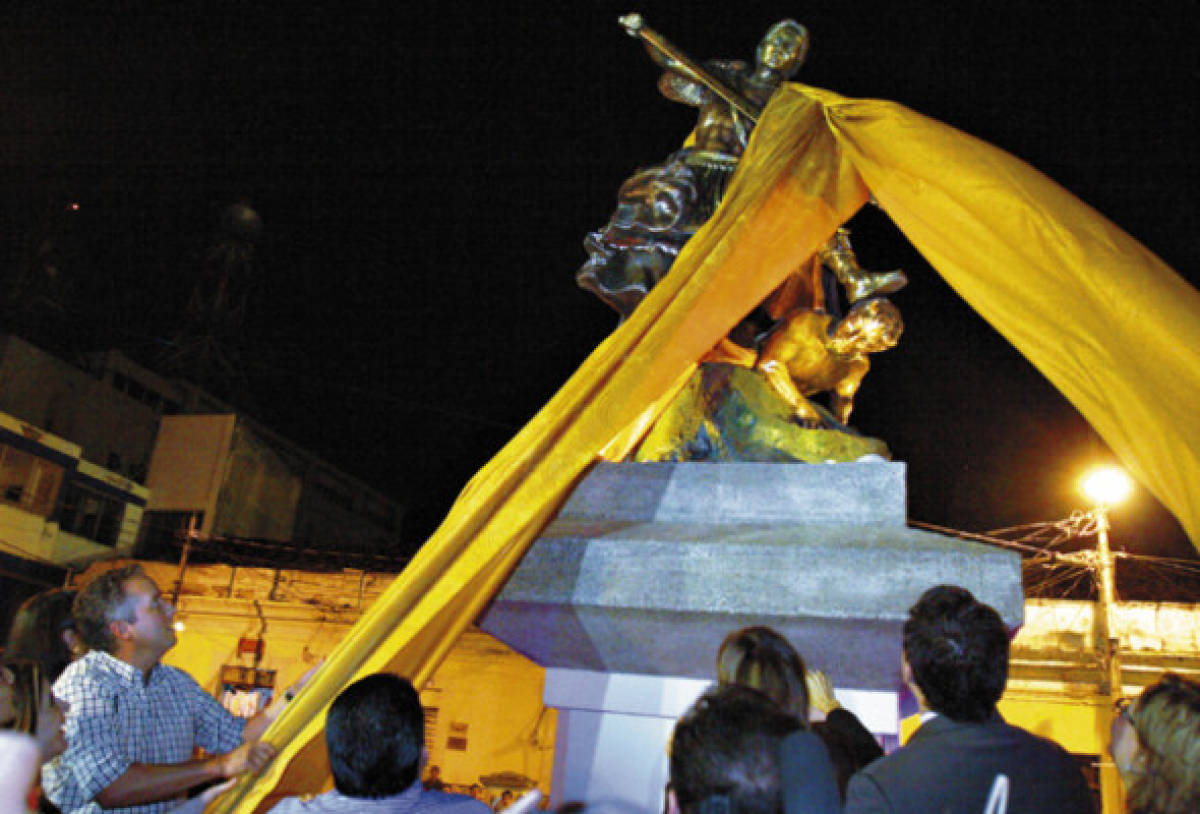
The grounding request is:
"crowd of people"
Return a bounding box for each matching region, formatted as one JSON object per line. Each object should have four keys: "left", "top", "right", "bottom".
{"left": 1, "top": 566, "right": 1198, "bottom": 814}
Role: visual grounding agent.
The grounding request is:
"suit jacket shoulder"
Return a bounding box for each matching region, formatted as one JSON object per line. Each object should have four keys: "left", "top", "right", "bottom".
{"left": 845, "top": 716, "right": 1095, "bottom": 814}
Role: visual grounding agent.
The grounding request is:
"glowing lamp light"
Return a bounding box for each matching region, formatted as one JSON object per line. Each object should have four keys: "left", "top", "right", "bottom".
{"left": 1080, "top": 466, "right": 1132, "bottom": 508}
{"left": 173, "top": 620, "right": 186, "bottom": 633}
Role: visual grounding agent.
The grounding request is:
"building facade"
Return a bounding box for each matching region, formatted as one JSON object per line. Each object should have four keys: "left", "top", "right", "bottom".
{"left": 0, "top": 334, "right": 405, "bottom": 565}
{"left": 0, "top": 410, "right": 147, "bottom": 566}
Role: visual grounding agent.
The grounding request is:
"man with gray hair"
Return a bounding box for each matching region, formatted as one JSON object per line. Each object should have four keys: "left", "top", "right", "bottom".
{"left": 44, "top": 564, "right": 302, "bottom": 814}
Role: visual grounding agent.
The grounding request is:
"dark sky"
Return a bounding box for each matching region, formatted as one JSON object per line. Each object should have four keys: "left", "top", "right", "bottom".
{"left": 2, "top": 2, "right": 1197, "bottom": 569}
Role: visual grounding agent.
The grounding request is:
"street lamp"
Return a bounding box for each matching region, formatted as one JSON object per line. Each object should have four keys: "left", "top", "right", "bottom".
{"left": 1079, "top": 465, "right": 1131, "bottom": 693}
{"left": 1080, "top": 465, "right": 1131, "bottom": 814}
{"left": 1081, "top": 466, "right": 1132, "bottom": 511}
{"left": 1084, "top": 465, "right": 1128, "bottom": 686}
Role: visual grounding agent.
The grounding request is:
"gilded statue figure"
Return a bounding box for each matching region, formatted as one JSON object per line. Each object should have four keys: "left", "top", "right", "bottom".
{"left": 754, "top": 298, "right": 903, "bottom": 427}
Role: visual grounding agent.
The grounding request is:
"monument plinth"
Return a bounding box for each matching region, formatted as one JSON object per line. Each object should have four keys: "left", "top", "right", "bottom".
{"left": 479, "top": 461, "right": 1022, "bottom": 813}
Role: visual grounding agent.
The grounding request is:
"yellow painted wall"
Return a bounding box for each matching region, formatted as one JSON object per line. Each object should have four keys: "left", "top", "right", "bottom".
{"left": 420, "top": 630, "right": 556, "bottom": 794}
{"left": 998, "top": 695, "right": 1107, "bottom": 756}
{"left": 157, "top": 588, "right": 555, "bottom": 798}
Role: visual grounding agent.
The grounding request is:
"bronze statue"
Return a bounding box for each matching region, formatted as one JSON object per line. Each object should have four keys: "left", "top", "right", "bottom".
{"left": 819, "top": 227, "right": 907, "bottom": 304}
{"left": 755, "top": 298, "right": 903, "bottom": 427}
{"left": 620, "top": 14, "right": 810, "bottom": 157}
{"left": 576, "top": 154, "right": 712, "bottom": 321}
{"left": 579, "top": 15, "right": 905, "bottom": 322}
{"left": 577, "top": 15, "right": 909, "bottom": 459}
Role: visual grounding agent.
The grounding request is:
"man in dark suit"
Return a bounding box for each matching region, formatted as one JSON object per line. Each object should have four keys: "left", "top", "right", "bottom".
{"left": 845, "top": 585, "right": 1095, "bottom": 814}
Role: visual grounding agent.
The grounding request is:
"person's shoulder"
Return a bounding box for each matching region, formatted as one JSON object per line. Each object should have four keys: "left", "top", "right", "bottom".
{"left": 154, "top": 662, "right": 201, "bottom": 686}
{"left": 265, "top": 795, "right": 309, "bottom": 813}
{"left": 54, "top": 652, "right": 118, "bottom": 701}
{"left": 265, "top": 792, "right": 334, "bottom": 813}
{"left": 53, "top": 653, "right": 90, "bottom": 689}
{"left": 1001, "top": 721, "right": 1081, "bottom": 766}
{"left": 418, "top": 789, "right": 493, "bottom": 814}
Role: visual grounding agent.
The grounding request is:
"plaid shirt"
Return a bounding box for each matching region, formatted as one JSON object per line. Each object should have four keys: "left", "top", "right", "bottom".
{"left": 44, "top": 650, "right": 245, "bottom": 814}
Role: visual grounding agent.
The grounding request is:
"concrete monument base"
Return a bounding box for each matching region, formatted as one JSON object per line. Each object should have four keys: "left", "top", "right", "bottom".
{"left": 478, "top": 462, "right": 1022, "bottom": 813}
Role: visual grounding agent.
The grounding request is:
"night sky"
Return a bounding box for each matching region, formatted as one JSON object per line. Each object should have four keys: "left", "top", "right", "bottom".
{"left": 3, "top": 3, "right": 1197, "bottom": 574}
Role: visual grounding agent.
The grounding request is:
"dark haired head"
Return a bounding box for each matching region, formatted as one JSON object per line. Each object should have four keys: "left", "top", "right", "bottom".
{"left": 7, "top": 588, "right": 81, "bottom": 681}
{"left": 72, "top": 565, "right": 145, "bottom": 654}
{"left": 327, "top": 673, "right": 424, "bottom": 798}
{"left": 902, "top": 585, "right": 1008, "bottom": 722}
{"left": 670, "top": 684, "right": 800, "bottom": 814}
{"left": 715, "top": 626, "right": 809, "bottom": 724}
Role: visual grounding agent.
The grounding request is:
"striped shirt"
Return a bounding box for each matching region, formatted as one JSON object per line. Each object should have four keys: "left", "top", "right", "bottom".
{"left": 268, "top": 780, "right": 493, "bottom": 814}
{"left": 44, "top": 650, "right": 244, "bottom": 814}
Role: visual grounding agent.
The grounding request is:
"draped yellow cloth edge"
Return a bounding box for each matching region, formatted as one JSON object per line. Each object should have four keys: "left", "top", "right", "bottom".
{"left": 214, "top": 85, "right": 1200, "bottom": 812}
{"left": 801, "top": 85, "right": 1200, "bottom": 546}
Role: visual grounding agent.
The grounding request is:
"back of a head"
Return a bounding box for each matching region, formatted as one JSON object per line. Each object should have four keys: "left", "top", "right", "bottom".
{"left": 670, "top": 684, "right": 801, "bottom": 814}
{"left": 327, "top": 673, "right": 424, "bottom": 798}
{"left": 902, "top": 585, "right": 1008, "bottom": 722}
{"left": 7, "top": 589, "right": 79, "bottom": 681}
{"left": 1126, "top": 672, "right": 1200, "bottom": 814}
{"left": 715, "top": 626, "right": 809, "bottom": 723}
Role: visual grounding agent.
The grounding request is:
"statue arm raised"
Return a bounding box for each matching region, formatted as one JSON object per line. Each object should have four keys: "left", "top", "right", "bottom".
{"left": 618, "top": 12, "right": 761, "bottom": 122}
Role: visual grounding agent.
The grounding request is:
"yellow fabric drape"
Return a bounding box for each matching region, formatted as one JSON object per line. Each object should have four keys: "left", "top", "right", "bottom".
{"left": 214, "top": 92, "right": 864, "bottom": 813}
{"left": 217, "top": 85, "right": 1199, "bottom": 812}
{"left": 795, "top": 85, "right": 1200, "bottom": 545}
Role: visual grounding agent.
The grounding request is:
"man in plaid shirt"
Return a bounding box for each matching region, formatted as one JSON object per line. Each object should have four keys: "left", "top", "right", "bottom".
{"left": 43, "top": 564, "right": 289, "bottom": 814}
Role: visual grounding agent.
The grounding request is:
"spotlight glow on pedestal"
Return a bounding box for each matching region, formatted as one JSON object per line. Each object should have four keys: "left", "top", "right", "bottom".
{"left": 1080, "top": 466, "right": 1132, "bottom": 508}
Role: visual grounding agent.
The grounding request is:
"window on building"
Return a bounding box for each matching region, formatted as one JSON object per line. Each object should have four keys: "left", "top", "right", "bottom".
{"left": 0, "top": 444, "right": 64, "bottom": 517}
{"left": 58, "top": 482, "right": 124, "bottom": 547}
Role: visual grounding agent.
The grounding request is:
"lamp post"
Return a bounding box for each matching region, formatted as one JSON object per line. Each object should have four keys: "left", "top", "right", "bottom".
{"left": 1079, "top": 466, "right": 1131, "bottom": 695}
{"left": 1079, "top": 465, "right": 1131, "bottom": 814}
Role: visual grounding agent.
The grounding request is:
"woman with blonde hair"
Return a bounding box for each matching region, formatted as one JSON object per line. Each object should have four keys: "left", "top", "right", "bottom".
{"left": 1111, "top": 672, "right": 1200, "bottom": 813}
{"left": 716, "top": 626, "right": 881, "bottom": 811}
{"left": 716, "top": 626, "right": 810, "bottom": 721}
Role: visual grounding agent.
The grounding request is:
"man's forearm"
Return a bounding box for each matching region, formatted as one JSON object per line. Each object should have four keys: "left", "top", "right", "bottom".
{"left": 95, "top": 757, "right": 225, "bottom": 808}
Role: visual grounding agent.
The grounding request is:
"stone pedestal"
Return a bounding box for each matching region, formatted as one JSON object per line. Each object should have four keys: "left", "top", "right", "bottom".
{"left": 478, "top": 462, "right": 1022, "bottom": 813}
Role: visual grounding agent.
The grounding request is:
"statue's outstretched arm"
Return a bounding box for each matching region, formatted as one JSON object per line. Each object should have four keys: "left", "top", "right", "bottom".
{"left": 619, "top": 12, "right": 760, "bottom": 122}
